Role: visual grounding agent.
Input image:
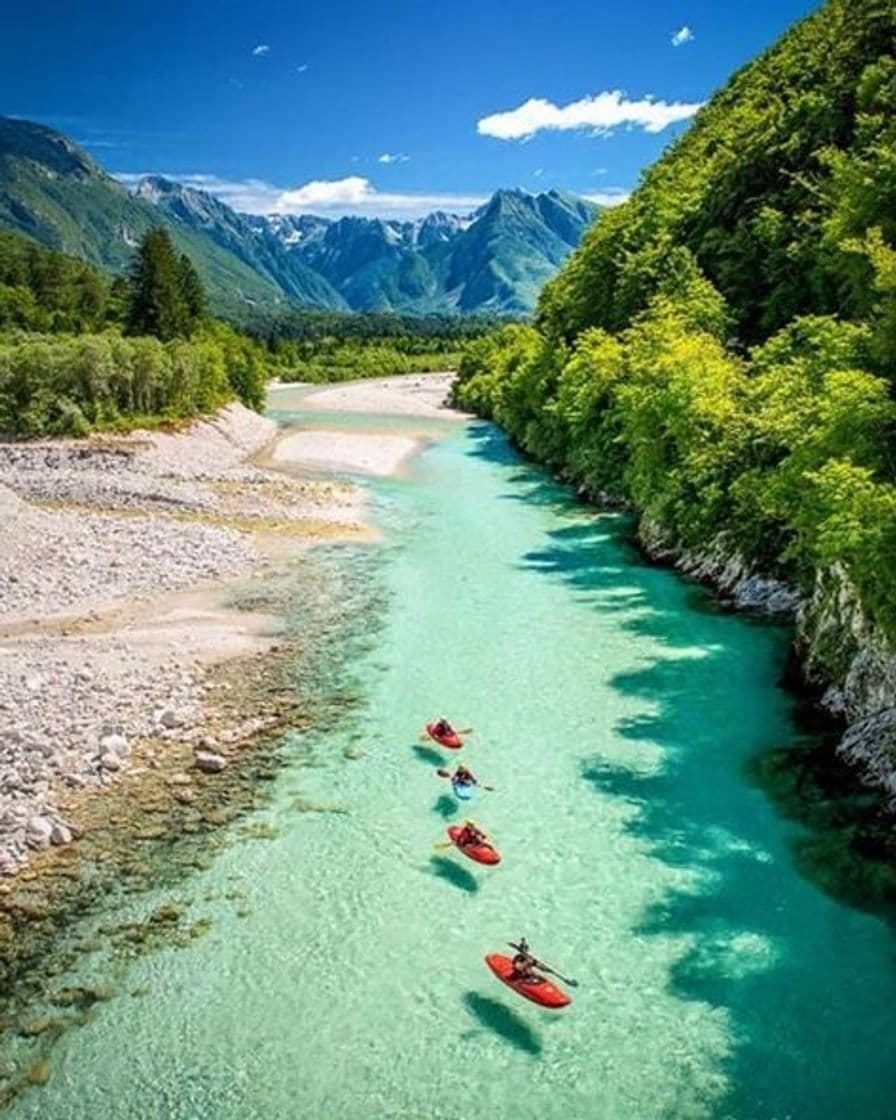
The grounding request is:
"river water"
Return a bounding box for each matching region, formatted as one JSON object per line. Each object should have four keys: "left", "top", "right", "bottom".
{"left": 7, "top": 408, "right": 896, "bottom": 1119}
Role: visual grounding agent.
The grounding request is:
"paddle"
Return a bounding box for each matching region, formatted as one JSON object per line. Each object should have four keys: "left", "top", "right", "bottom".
{"left": 508, "top": 942, "right": 579, "bottom": 988}
{"left": 436, "top": 768, "right": 496, "bottom": 792}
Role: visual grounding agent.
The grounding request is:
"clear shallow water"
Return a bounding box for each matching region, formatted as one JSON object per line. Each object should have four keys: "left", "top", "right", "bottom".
{"left": 9, "top": 417, "right": 896, "bottom": 1119}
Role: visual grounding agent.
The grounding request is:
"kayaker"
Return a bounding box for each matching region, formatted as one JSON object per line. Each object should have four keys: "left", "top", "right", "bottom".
{"left": 453, "top": 763, "right": 477, "bottom": 787}
{"left": 457, "top": 820, "right": 487, "bottom": 848}
{"left": 510, "top": 938, "right": 541, "bottom": 983}
{"left": 433, "top": 717, "right": 455, "bottom": 738}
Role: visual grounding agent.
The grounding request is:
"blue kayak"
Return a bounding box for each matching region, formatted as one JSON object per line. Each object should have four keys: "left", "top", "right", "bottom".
{"left": 451, "top": 778, "right": 476, "bottom": 802}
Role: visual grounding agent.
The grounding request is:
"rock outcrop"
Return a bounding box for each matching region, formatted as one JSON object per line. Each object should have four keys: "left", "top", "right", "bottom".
{"left": 638, "top": 519, "right": 896, "bottom": 807}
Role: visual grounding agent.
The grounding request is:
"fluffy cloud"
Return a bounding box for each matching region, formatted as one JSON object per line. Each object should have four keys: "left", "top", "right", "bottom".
{"left": 297, "top": 63, "right": 309, "bottom": 73}
{"left": 252, "top": 44, "right": 270, "bottom": 56}
{"left": 377, "top": 152, "right": 410, "bottom": 165}
{"left": 477, "top": 90, "right": 703, "bottom": 140}
{"left": 275, "top": 176, "right": 372, "bottom": 209}
{"left": 671, "top": 26, "right": 694, "bottom": 47}
{"left": 273, "top": 176, "right": 485, "bottom": 217}
{"left": 118, "top": 170, "right": 487, "bottom": 219}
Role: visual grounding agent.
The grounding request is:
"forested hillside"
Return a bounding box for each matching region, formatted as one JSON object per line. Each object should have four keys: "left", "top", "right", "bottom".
{"left": 0, "top": 227, "right": 486, "bottom": 435}
{"left": 454, "top": 0, "right": 896, "bottom": 666}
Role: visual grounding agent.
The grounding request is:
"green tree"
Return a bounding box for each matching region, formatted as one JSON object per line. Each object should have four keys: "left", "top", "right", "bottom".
{"left": 126, "top": 229, "right": 188, "bottom": 341}
{"left": 178, "top": 252, "right": 206, "bottom": 333}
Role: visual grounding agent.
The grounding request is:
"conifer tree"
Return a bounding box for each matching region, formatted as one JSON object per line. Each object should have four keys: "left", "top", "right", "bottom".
{"left": 178, "top": 253, "right": 206, "bottom": 332}
{"left": 126, "top": 228, "right": 187, "bottom": 341}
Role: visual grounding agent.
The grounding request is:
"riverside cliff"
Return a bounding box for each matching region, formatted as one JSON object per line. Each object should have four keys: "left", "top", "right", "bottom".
{"left": 636, "top": 520, "right": 896, "bottom": 803}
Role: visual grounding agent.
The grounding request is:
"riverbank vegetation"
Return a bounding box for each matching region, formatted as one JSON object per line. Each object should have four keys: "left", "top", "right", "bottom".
{"left": 256, "top": 309, "right": 498, "bottom": 383}
{"left": 0, "top": 228, "right": 486, "bottom": 434}
{"left": 454, "top": 0, "right": 896, "bottom": 651}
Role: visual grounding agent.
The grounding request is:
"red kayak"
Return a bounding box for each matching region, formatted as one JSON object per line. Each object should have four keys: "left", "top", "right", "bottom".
{"left": 485, "top": 953, "right": 571, "bottom": 1009}
{"left": 447, "top": 826, "right": 501, "bottom": 866}
{"left": 426, "top": 723, "right": 463, "bottom": 749}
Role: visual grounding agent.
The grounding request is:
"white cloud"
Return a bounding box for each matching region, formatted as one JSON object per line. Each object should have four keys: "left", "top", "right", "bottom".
{"left": 477, "top": 90, "right": 703, "bottom": 140}
{"left": 273, "top": 176, "right": 485, "bottom": 217}
{"left": 583, "top": 188, "right": 631, "bottom": 208}
{"left": 377, "top": 152, "right": 410, "bottom": 165}
{"left": 297, "top": 63, "right": 309, "bottom": 73}
{"left": 671, "top": 26, "right": 694, "bottom": 47}
{"left": 117, "top": 170, "right": 487, "bottom": 218}
{"left": 533, "top": 168, "right": 544, "bottom": 178}
{"left": 252, "top": 44, "right": 270, "bottom": 56}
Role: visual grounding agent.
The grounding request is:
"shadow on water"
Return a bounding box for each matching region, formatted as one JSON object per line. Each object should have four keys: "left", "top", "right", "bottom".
{"left": 468, "top": 419, "right": 896, "bottom": 1113}
{"left": 433, "top": 794, "right": 459, "bottom": 820}
{"left": 412, "top": 744, "right": 445, "bottom": 766}
{"left": 747, "top": 734, "right": 896, "bottom": 917}
{"left": 429, "top": 856, "right": 478, "bottom": 894}
{"left": 462, "top": 992, "right": 543, "bottom": 1056}
{"left": 487, "top": 420, "right": 896, "bottom": 921}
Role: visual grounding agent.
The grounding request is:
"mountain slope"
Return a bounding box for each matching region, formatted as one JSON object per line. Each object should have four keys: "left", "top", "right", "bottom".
{"left": 135, "top": 177, "right": 346, "bottom": 310}
{"left": 281, "top": 215, "right": 442, "bottom": 312}
{"left": 0, "top": 115, "right": 600, "bottom": 316}
{"left": 257, "top": 190, "right": 598, "bottom": 314}
{"left": 0, "top": 118, "right": 289, "bottom": 318}
{"left": 438, "top": 189, "right": 598, "bottom": 312}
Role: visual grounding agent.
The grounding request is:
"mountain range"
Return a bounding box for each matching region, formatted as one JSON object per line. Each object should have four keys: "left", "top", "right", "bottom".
{"left": 0, "top": 116, "right": 599, "bottom": 319}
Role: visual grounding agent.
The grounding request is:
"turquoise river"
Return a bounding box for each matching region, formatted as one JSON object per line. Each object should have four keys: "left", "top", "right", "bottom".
{"left": 6, "top": 397, "right": 896, "bottom": 1119}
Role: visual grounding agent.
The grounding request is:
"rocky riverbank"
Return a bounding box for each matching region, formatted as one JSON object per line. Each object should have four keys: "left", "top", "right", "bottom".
{"left": 0, "top": 403, "right": 365, "bottom": 879}
{"left": 638, "top": 517, "right": 896, "bottom": 808}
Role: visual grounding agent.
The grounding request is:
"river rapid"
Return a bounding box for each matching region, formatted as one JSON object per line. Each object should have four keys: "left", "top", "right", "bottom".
{"left": 5, "top": 400, "right": 896, "bottom": 1119}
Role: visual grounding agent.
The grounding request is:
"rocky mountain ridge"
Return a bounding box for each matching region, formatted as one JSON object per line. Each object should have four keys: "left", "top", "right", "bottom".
{"left": 0, "top": 116, "right": 599, "bottom": 317}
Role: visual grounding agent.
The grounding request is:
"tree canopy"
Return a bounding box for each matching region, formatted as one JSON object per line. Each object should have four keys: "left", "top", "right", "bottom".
{"left": 126, "top": 228, "right": 206, "bottom": 340}
{"left": 454, "top": 0, "right": 896, "bottom": 654}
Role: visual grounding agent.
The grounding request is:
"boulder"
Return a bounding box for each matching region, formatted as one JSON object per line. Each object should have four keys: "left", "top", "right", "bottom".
{"left": 195, "top": 751, "right": 227, "bottom": 774}
{"left": 99, "top": 751, "right": 122, "bottom": 771}
{"left": 26, "top": 815, "right": 53, "bottom": 849}
{"left": 99, "top": 732, "right": 128, "bottom": 755}
{"left": 156, "top": 707, "right": 182, "bottom": 729}
{"left": 50, "top": 822, "right": 73, "bottom": 846}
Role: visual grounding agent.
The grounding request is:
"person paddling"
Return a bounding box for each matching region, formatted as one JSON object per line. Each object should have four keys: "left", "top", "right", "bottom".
{"left": 457, "top": 820, "right": 488, "bottom": 849}
{"left": 510, "top": 937, "right": 542, "bottom": 983}
{"left": 433, "top": 717, "right": 455, "bottom": 738}
{"left": 452, "top": 762, "right": 477, "bottom": 788}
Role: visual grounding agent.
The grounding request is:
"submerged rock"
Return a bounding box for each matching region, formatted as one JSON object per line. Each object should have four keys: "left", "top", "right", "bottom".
{"left": 25, "top": 1060, "right": 52, "bottom": 1086}
{"left": 18, "top": 1015, "right": 52, "bottom": 1037}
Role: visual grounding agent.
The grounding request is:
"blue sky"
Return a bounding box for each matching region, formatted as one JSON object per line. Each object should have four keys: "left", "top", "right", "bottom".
{"left": 1, "top": 0, "right": 819, "bottom": 217}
